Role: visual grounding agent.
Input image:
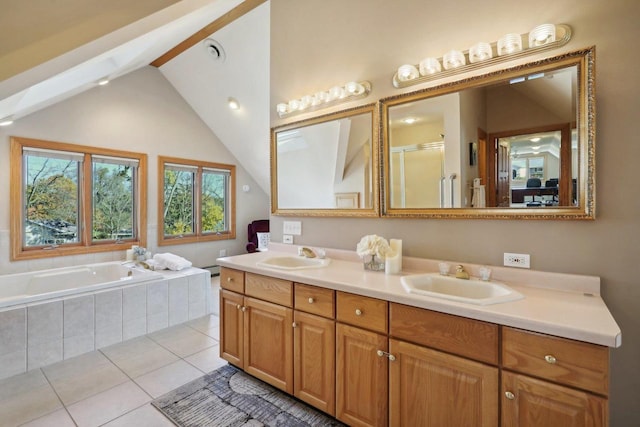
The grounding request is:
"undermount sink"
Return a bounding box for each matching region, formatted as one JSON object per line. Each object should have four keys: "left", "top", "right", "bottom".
{"left": 257, "top": 256, "right": 331, "bottom": 270}
{"left": 401, "top": 273, "right": 524, "bottom": 305}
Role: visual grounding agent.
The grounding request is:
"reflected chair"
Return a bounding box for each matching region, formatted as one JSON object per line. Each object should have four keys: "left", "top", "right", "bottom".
{"left": 545, "top": 179, "right": 559, "bottom": 206}
{"left": 525, "top": 178, "right": 542, "bottom": 207}
{"left": 246, "top": 219, "right": 269, "bottom": 253}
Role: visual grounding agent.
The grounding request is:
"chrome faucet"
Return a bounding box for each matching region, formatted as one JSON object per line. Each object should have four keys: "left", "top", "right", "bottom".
{"left": 298, "top": 247, "right": 317, "bottom": 258}
{"left": 455, "top": 265, "right": 470, "bottom": 280}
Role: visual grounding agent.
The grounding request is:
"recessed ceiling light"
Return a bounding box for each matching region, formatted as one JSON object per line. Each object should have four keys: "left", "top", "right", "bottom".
{"left": 228, "top": 97, "right": 240, "bottom": 110}
{"left": 98, "top": 78, "right": 110, "bottom": 86}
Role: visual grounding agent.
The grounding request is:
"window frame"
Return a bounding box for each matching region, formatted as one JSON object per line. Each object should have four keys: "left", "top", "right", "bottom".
{"left": 10, "top": 136, "right": 147, "bottom": 261}
{"left": 158, "top": 156, "right": 236, "bottom": 246}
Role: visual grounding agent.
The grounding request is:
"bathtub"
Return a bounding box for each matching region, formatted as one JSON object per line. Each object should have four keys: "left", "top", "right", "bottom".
{"left": 0, "top": 261, "right": 163, "bottom": 309}
{"left": 0, "top": 261, "right": 212, "bottom": 380}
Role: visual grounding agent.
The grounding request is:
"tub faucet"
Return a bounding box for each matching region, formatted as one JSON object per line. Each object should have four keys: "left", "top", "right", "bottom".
{"left": 455, "top": 265, "right": 470, "bottom": 280}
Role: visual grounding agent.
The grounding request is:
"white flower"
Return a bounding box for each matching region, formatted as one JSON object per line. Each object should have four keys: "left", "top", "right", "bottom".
{"left": 356, "top": 234, "right": 393, "bottom": 260}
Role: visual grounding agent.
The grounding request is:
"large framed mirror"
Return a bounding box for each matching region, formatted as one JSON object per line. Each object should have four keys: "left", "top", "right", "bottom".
{"left": 271, "top": 103, "right": 380, "bottom": 217}
{"left": 381, "top": 47, "right": 595, "bottom": 219}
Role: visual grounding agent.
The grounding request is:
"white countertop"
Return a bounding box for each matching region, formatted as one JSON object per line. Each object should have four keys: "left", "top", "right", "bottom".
{"left": 217, "top": 245, "right": 621, "bottom": 348}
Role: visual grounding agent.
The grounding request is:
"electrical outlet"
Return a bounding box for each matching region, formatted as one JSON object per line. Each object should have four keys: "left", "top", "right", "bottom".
{"left": 504, "top": 253, "right": 530, "bottom": 268}
{"left": 283, "top": 234, "right": 293, "bottom": 244}
{"left": 219, "top": 249, "right": 227, "bottom": 257}
{"left": 283, "top": 221, "right": 302, "bottom": 236}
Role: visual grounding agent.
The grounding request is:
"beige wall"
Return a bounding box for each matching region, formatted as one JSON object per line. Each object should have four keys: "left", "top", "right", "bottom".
{"left": 270, "top": 0, "right": 640, "bottom": 424}
{"left": 0, "top": 66, "right": 270, "bottom": 272}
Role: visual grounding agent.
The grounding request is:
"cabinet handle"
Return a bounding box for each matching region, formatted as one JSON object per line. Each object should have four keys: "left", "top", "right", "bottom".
{"left": 240, "top": 306, "right": 247, "bottom": 312}
{"left": 505, "top": 391, "right": 515, "bottom": 400}
{"left": 544, "top": 354, "right": 557, "bottom": 364}
{"left": 227, "top": 277, "right": 233, "bottom": 282}
{"left": 308, "top": 297, "right": 315, "bottom": 304}
{"left": 292, "top": 322, "right": 298, "bottom": 328}
{"left": 376, "top": 350, "right": 396, "bottom": 361}
{"left": 355, "top": 309, "right": 363, "bottom": 316}
{"left": 236, "top": 304, "right": 241, "bottom": 310}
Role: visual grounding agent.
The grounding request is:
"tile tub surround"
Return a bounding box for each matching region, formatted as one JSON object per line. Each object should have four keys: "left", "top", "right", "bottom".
{"left": 217, "top": 244, "right": 621, "bottom": 348}
{"left": 0, "top": 267, "right": 212, "bottom": 380}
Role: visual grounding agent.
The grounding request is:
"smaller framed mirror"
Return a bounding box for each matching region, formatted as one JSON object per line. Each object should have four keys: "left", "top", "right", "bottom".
{"left": 271, "top": 104, "right": 380, "bottom": 217}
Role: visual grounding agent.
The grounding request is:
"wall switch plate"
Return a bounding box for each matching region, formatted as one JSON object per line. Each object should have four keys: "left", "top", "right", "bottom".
{"left": 219, "top": 249, "right": 227, "bottom": 257}
{"left": 283, "top": 221, "right": 302, "bottom": 235}
{"left": 504, "top": 253, "right": 530, "bottom": 268}
{"left": 283, "top": 234, "right": 293, "bottom": 244}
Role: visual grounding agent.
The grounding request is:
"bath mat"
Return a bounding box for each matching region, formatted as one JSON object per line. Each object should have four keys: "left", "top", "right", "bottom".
{"left": 152, "top": 364, "right": 345, "bottom": 427}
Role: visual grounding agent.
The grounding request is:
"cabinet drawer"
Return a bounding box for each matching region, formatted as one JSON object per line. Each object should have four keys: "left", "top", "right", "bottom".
{"left": 220, "top": 267, "right": 244, "bottom": 293}
{"left": 502, "top": 327, "right": 609, "bottom": 395}
{"left": 390, "top": 303, "right": 499, "bottom": 365}
{"left": 294, "top": 283, "right": 335, "bottom": 318}
{"left": 336, "top": 291, "right": 387, "bottom": 334}
{"left": 245, "top": 273, "right": 293, "bottom": 307}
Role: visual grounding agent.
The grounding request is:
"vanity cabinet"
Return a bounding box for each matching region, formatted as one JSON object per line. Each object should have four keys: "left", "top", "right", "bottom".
{"left": 293, "top": 283, "right": 336, "bottom": 415}
{"left": 389, "top": 303, "right": 499, "bottom": 427}
{"left": 336, "top": 292, "right": 389, "bottom": 427}
{"left": 501, "top": 327, "right": 609, "bottom": 426}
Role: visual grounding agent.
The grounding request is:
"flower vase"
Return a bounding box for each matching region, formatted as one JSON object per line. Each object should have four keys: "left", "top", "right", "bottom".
{"left": 363, "top": 254, "right": 385, "bottom": 272}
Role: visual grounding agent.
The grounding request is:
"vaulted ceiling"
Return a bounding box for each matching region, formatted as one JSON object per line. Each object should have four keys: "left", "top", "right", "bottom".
{"left": 0, "top": 0, "right": 271, "bottom": 192}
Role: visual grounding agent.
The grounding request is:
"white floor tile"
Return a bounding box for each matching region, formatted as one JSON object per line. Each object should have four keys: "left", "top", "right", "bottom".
{"left": 148, "top": 324, "right": 217, "bottom": 358}
{"left": 100, "top": 336, "right": 179, "bottom": 378}
{"left": 187, "top": 314, "right": 220, "bottom": 338}
{"left": 0, "top": 370, "right": 62, "bottom": 427}
{"left": 185, "top": 344, "right": 227, "bottom": 373}
{"left": 42, "top": 351, "right": 128, "bottom": 406}
{"left": 102, "top": 403, "right": 175, "bottom": 427}
{"left": 134, "top": 360, "right": 204, "bottom": 398}
{"left": 19, "top": 408, "right": 75, "bottom": 427}
{"left": 66, "top": 381, "right": 150, "bottom": 427}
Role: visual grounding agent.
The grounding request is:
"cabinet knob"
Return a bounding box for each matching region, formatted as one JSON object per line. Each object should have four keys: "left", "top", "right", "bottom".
{"left": 355, "top": 309, "right": 363, "bottom": 316}
{"left": 292, "top": 322, "right": 298, "bottom": 328}
{"left": 376, "top": 350, "right": 384, "bottom": 357}
{"left": 544, "top": 354, "right": 557, "bottom": 364}
{"left": 376, "top": 350, "right": 396, "bottom": 361}
{"left": 240, "top": 306, "right": 247, "bottom": 312}
{"left": 388, "top": 354, "right": 396, "bottom": 362}
{"left": 227, "top": 277, "right": 233, "bottom": 282}
{"left": 505, "top": 391, "right": 515, "bottom": 400}
{"left": 308, "top": 297, "right": 315, "bottom": 304}
{"left": 236, "top": 304, "right": 241, "bottom": 310}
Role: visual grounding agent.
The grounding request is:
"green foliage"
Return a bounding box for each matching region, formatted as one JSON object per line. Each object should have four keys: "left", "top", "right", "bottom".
{"left": 92, "top": 163, "right": 133, "bottom": 240}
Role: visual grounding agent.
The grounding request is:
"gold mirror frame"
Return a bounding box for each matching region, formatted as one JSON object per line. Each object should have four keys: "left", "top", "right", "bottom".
{"left": 271, "top": 103, "right": 380, "bottom": 217}
{"left": 380, "top": 47, "right": 595, "bottom": 220}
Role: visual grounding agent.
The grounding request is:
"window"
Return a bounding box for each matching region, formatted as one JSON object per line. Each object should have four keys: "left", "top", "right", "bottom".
{"left": 158, "top": 156, "right": 235, "bottom": 245}
{"left": 10, "top": 137, "right": 147, "bottom": 260}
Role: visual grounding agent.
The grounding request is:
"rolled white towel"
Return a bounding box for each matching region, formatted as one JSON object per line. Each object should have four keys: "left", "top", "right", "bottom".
{"left": 153, "top": 253, "right": 192, "bottom": 271}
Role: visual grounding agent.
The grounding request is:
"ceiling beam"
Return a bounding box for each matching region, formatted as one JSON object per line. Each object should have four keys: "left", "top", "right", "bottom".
{"left": 150, "top": 0, "right": 267, "bottom": 67}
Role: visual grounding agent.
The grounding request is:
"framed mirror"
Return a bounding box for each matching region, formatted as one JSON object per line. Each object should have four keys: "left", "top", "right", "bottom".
{"left": 381, "top": 47, "right": 595, "bottom": 219}
{"left": 271, "top": 103, "right": 380, "bottom": 217}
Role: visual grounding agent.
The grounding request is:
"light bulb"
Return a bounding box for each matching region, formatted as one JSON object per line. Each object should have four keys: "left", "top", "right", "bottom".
{"left": 299, "top": 95, "right": 313, "bottom": 110}
{"left": 329, "top": 86, "right": 345, "bottom": 100}
{"left": 443, "top": 50, "right": 466, "bottom": 70}
{"left": 227, "top": 97, "right": 240, "bottom": 110}
{"left": 276, "top": 103, "right": 288, "bottom": 114}
{"left": 469, "top": 42, "right": 493, "bottom": 63}
{"left": 397, "top": 64, "right": 419, "bottom": 81}
{"left": 498, "top": 33, "right": 523, "bottom": 55}
{"left": 288, "top": 99, "right": 301, "bottom": 111}
{"left": 346, "top": 81, "right": 364, "bottom": 95}
{"left": 419, "top": 57, "right": 441, "bottom": 75}
{"left": 529, "top": 24, "right": 556, "bottom": 47}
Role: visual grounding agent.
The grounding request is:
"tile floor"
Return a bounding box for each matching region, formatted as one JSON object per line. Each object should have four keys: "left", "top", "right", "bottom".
{"left": 0, "top": 313, "right": 227, "bottom": 427}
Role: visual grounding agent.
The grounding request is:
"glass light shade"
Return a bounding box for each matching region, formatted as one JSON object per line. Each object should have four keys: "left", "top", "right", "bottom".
{"left": 288, "top": 99, "right": 301, "bottom": 111}
{"left": 397, "top": 64, "right": 419, "bottom": 81}
{"left": 419, "top": 57, "right": 441, "bottom": 75}
{"left": 328, "top": 86, "right": 346, "bottom": 100}
{"left": 497, "top": 33, "right": 523, "bottom": 55}
{"left": 469, "top": 42, "right": 493, "bottom": 63}
{"left": 276, "top": 103, "right": 288, "bottom": 114}
{"left": 443, "top": 50, "right": 466, "bottom": 70}
{"left": 313, "top": 91, "right": 330, "bottom": 104}
{"left": 346, "top": 81, "right": 364, "bottom": 95}
{"left": 299, "top": 95, "right": 313, "bottom": 110}
{"left": 529, "top": 24, "right": 556, "bottom": 47}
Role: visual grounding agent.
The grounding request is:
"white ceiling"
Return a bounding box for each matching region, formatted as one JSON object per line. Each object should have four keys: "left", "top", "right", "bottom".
{"left": 0, "top": 0, "right": 270, "bottom": 191}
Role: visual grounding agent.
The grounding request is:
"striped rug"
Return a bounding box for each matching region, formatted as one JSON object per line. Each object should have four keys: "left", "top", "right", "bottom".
{"left": 152, "top": 364, "right": 345, "bottom": 426}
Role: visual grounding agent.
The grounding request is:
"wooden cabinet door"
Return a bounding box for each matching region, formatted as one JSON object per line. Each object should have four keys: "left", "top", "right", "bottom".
{"left": 220, "top": 289, "right": 244, "bottom": 368}
{"left": 502, "top": 371, "right": 607, "bottom": 427}
{"left": 389, "top": 339, "right": 498, "bottom": 427}
{"left": 294, "top": 311, "right": 335, "bottom": 415}
{"left": 336, "top": 323, "right": 388, "bottom": 427}
{"left": 244, "top": 297, "right": 293, "bottom": 393}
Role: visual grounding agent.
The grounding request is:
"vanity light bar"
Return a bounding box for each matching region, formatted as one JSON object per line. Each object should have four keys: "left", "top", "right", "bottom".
{"left": 276, "top": 81, "right": 372, "bottom": 118}
{"left": 392, "top": 24, "right": 572, "bottom": 89}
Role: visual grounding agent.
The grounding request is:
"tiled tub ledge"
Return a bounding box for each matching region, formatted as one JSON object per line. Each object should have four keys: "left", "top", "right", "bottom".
{"left": 0, "top": 267, "right": 212, "bottom": 380}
